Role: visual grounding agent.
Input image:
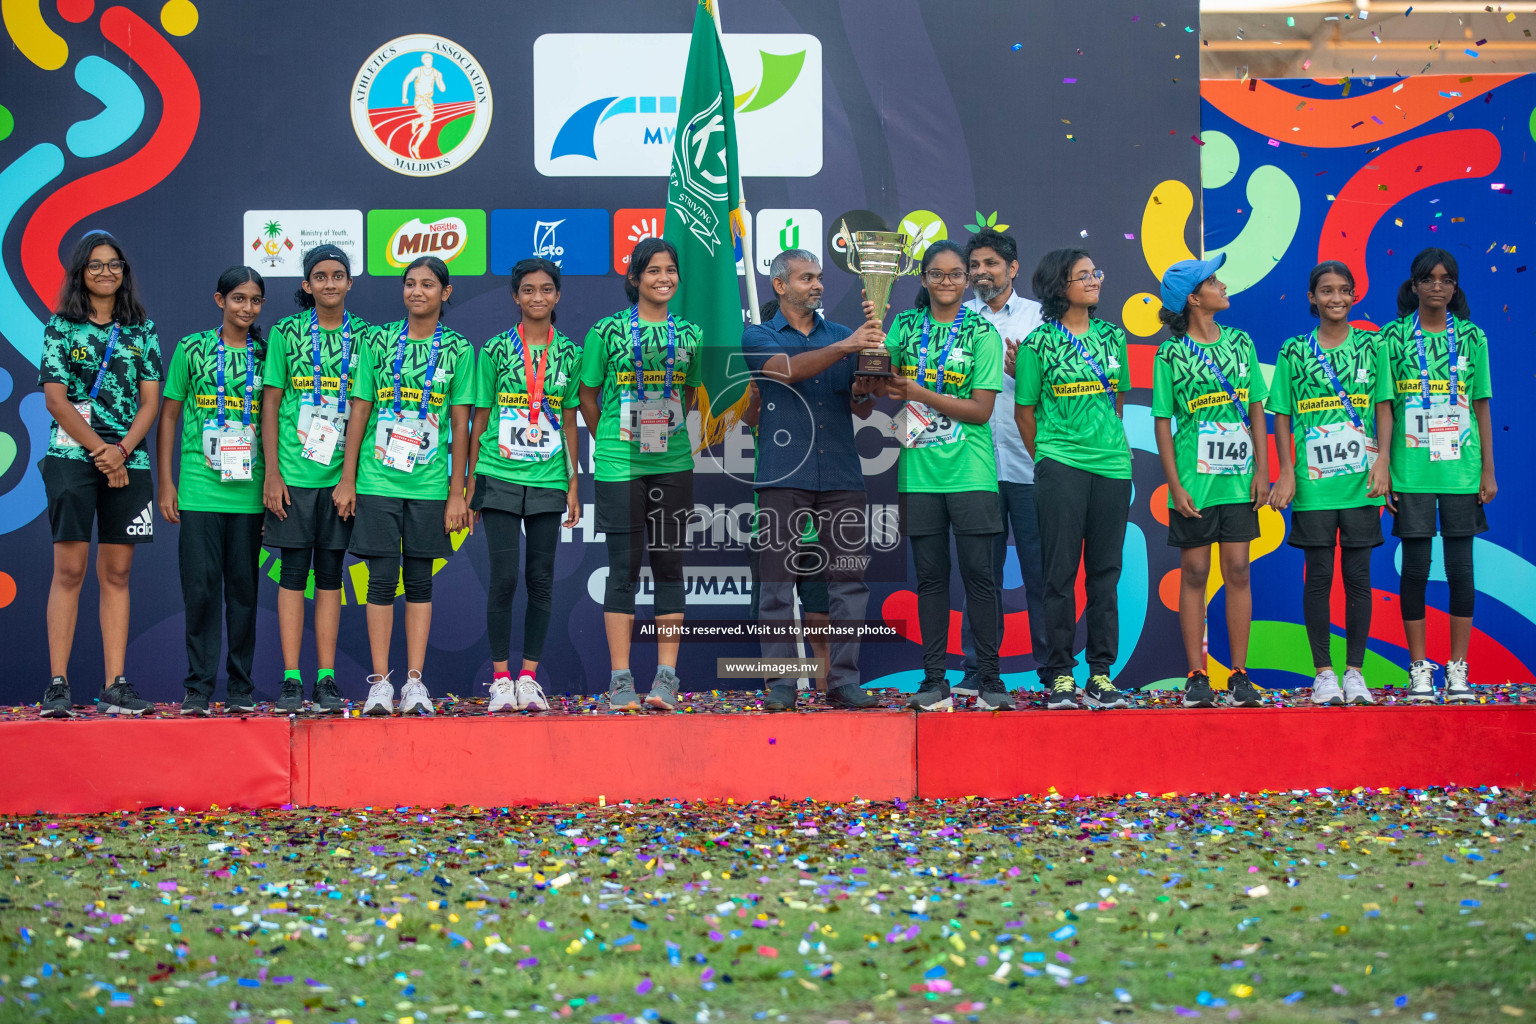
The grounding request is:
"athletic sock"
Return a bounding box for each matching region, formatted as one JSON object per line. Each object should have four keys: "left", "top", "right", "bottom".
{"left": 494, "top": 670, "right": 513, "bottom": 682}
{"left": 284, "top": 669, "right": 302, "bottom": 684}
{"left": 316, "top": 668, "right": 334, "bottom": 683}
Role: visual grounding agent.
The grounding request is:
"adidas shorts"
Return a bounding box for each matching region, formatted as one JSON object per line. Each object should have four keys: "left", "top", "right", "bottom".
{"left": 43, "top": 456, "right": 155, "bottom": 544}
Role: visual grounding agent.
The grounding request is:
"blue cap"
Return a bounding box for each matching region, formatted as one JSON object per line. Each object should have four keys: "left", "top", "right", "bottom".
{"left": 1159, "top": 252, "right": 1227, "bottom": 312}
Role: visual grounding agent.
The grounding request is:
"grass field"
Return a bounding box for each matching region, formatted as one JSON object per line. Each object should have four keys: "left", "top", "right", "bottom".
{"left": 1, "top": 788, "right": 1531, "bottom": 1024}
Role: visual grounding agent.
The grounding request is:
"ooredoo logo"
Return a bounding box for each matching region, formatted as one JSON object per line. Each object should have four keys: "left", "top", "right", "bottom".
{"left": 351, "top": 34, "right": 493, "bottom": 177}
{"left": 366, "top": 209, "right": 486, "bottom": 276}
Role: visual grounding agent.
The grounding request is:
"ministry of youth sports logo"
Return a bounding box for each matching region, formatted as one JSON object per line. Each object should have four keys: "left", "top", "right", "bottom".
{"left": 351, "top": 34, "right": 493, "bottom": 177}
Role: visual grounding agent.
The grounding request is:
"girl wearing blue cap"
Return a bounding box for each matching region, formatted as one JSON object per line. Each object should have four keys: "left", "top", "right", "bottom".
{"left": 260, "top": 245, "right": 368, "bottom": 715}
{"left": 1152, "top": 254, "right": 1269, "bottom": 709}
{"left": 1372, "top": 247, "right": 1495, "bottom": 704}
{"left": 1267, "top": 261, "right": 1386, "bottom": 706}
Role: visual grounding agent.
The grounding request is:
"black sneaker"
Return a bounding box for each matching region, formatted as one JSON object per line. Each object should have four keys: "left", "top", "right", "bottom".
{"left": 1046, "top": 675, "right": 1081, "bottom": 710}
{"left": 907, "top": 679, "right": 952, "bottom": 712}
{"left": 825, "top": 683, "right": 879, "bottom": 709}
{"left": 225, "top": 689, "right": 257, "bottom": 714}
{"left": 952, "top": 672, "right": 979, "bottom": 698}
{"left": 975, "top": 680, "right": 1016, "bottom": 711}
{"left": 1226, "top": 669, "right": 1263, "bottom": 708}
{"left": 98, "top": 677, "right": 153, "bottom": 716}
{"left": 1182, "top": 671, "right": 1217, "bottom": 708}
{"left": 312, "top": 676, "right": 346, "bottom": 714}
{"left": 41, "top": 677, "right": 75, "bottom": 719}
{"left": 179, "top": 691, "right": 211, "bottom": 717}
{"left": 763, "top": 682, "right": 798, "bottom": 712}
{"left": 275, "top": 678, "right": 305, "bottom": 714}
{"left": 1082, "top": 674, "right": 1130, "bottom": 710}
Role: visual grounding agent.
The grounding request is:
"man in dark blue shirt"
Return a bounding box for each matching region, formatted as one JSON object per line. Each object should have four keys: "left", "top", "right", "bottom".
{"left": 741, "top": 249, "right": 884, "bottom": 711}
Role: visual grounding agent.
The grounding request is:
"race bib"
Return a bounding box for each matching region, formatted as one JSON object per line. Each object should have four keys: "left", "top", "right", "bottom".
{"left": 55, "top": 401, "right": 91, "bottom": 449}
{"left": 375, "top": 411, "right": 439, "bottom": 473}
{"left": 619, "top": 394, "right": 684, "bottom": 452}
{"left": 1197, "top": 420, "right": 1251, "bottom": 475}
{"left": 297, "top": 402, "right": 347, "bottom": 466}
{"left": 498, "top": 408, "right": 563, "bottom": 462}
{"left": 1404, "top": 395, "right": 1465, "bottom": 462}
{"left": 1303, "top": 421, "right": 1376, "bottom": 480}
{"left": 896, "top": 401, "right": 963, "bottom": 449}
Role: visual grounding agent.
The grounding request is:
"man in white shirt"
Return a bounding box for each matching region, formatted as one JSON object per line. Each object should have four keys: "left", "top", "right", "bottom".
{"left": 956, "top": 230, "right": 1048, "bottom": 704}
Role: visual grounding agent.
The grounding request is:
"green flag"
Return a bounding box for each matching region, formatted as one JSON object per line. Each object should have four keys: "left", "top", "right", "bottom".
{"left": 664, "top": 0, "right": 749, "bottom": 448}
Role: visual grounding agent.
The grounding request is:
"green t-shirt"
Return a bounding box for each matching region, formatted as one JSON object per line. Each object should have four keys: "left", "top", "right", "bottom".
{"left": 1150, "top": 324, "right": 1269, "bottom": 510}
{"left": 473, "top": 326, "right": 582, "bottom": 490}
{"left": 353, "top": 320, "right": 475, "bottom": 500}
{"left": 162, "top": 330, "right": 268, "bottom": 513}
{"left": 1267, "top": 329, "right": 1384, "bottom": 512}
{"left": 884, "top": 308, "right": 1004, "bottom": 494}
{"left": 1016, "top": 318, "right": 1132, "bottom": 480}
{"left": 38, "top": 315, "right": 162, "bottom": 470}
{"left": 1371, "top": 314, "right": 1492, "bottom": 495}
{"left": 578, "top": 309, "right": 703, "bottom": 483}
{"left": 262, "top": 310, "right": 370, "bottom": 490}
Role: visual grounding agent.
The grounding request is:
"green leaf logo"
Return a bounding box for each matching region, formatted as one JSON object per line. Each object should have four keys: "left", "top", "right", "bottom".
{"left": 965, "top": 210, "right": 1009, "bottom": 233}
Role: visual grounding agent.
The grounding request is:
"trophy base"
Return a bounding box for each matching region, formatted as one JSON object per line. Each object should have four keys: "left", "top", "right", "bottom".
{"left": 854, "top": 351, "right": 893, "bottom": 378}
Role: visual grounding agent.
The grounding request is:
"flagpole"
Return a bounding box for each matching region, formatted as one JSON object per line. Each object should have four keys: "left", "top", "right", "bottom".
{"left": 707, "top": 0, "right": 760, "bottom": 327}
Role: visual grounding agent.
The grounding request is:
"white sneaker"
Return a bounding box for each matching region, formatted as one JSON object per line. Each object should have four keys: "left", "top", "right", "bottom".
{"left": 1310, "top": 668, "right": 1344, "bottom": 706}
{"left": 487, "top": 675, "right": 517, "bottom": 714}
{"left": 1444, "top": 660, "right": 1474, "bottom": 704}
{"left": 1341, "top": 667, "right": 1375, "bottom": 705}
{"left": 363, "top": 672, "right": 395, "bottom": 716}
{"left": 515, "top": 673, "right": 549, "bottom": 712}
{"left": 399, "top": 672, "right": 434, "bottom": 715}
{"left": 1406, "top": 659, "right": 1437, "bottom": 704}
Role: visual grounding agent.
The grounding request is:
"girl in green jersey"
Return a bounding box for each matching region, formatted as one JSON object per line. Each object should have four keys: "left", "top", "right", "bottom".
{"left": 1015, "top": 248, "right": 1135, "bottom": 712}
{"left": 260, "top": 245, "right": 367, "bottom": 715}
{"left": 1152, "top": 254, "right": 1270, "bottom": 710}
{"left": 470, "top": 258, "right": 582, "bottom": 713}
{"left": 881, "top": 241, "right": 1004, "bottom": 713}
{"left": 1372, "top": 247, "right": 1495, "bottom": 704}
{"left": 578, "top": 238, "right": 702, "bottom": 713}
{"left": 157, "top": 266, "right": 268, "bottom": 716}
{"left": 1268, "top": 261, "right": 1387, "bottom": 707}
{"left": 335, "top": 256, "right": 475, "bottom": 717}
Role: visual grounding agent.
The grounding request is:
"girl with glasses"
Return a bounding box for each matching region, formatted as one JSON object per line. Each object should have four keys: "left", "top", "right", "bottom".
{"left": 880, "top": 240, "right": 1005, "bottom": 712}
{"left": 39, "top": 232, "right": 162, "bottom": 717}
{"left": 1371, "top": 247, "right": 1495, "bottom": 704}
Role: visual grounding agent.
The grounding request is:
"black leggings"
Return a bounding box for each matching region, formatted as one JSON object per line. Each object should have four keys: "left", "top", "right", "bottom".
{"left": 1400, "top": 535, "right": 1475, "bottom": 620}
{"left": 604, "top": 529, "right": 686, "bottom": 615}
{"left": 483, "top": 508, "right": 561, "bottom": 663}
{"left": 1302, "top": 545, "right": 1372, "bottom": 669}
{"left": 910, "top": 531, "right": 998, "bottom": 685}
{"left": 366, "top": 555, "right": 434, "bottom": 605}
{"left": 277, "top": 547, "right": 346, "bottom": 592}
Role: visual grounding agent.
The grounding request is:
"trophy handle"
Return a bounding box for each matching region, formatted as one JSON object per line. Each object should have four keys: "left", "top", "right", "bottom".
{"left": 840, "top": 218, "right": 861, "bottom": 275}
{"left": 897, "top": 248, "right": 920, "bottom": 277}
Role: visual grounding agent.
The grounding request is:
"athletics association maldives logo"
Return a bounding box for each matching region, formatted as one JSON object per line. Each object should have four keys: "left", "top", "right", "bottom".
{"left": 351, "top": 34, "right": 493, "bottom": 177}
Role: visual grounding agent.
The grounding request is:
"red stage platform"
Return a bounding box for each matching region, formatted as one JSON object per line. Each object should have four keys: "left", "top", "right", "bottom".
{"left": 1, "top": 705, "right": 1531, "bottom": 815}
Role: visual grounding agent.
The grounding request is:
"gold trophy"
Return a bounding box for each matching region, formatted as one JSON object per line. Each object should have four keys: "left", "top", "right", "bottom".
{"left": 842, "top": 219, "right": 918, "bottom": 377}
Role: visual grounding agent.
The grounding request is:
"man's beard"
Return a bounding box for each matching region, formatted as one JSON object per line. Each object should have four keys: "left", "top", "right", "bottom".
{"left": 972, "top": 278, "right": 1007, "bottom": 304}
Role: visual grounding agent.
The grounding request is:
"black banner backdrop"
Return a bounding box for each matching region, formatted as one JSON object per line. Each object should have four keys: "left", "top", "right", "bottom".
{"left": 0, "top": 0, "right": 1199, "bottom": 701}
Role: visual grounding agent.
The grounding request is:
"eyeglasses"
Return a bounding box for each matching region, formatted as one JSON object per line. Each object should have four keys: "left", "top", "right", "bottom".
{"left": 924, "top": 269, "right": 968, "bottom": 284}
{"left": 87, "top": 260, "right": 125, "bottom": 274}
{"left": 1417, "top": 277, "right": 1457, "bottom": 290}
{"left": 1068, "top": 269, "right": 1106, "bottom": 285}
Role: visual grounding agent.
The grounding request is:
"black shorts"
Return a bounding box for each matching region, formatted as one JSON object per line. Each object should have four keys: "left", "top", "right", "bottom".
{"left": 1166, "top": 501, "right": 1260, "bottom": 548}
{"left": 471, "top": 474, "right": 568, "bottom": 517}
{"left": 1390, "top": 492, "right": 1489, "bottom": 539}
{"left": 594, "top": 471, "right": 693, "bottom": 535}
{"left": 899, "top": 490, "right": 1003, "bottom": 537}
{"left": 263, "top": 485, "right": 353, "bottom": 550}
{"left": 43, "top": 456, "right": 154, "bottom": 545}
{"left": 1288, "top": 506, "right": 1385, "bottom": 549}
{"left": 348, "top": 494, "right": 452, "bottom": 559}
